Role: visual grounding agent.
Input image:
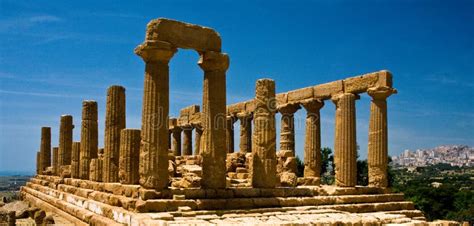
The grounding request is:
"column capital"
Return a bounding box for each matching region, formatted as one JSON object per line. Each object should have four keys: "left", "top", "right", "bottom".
{"left": 367, "top": 86, "right": 397, "bottom": 100}
{"left": 226, "top": 115, "right": 237, "bottom": 123}
{"left": 301, "top": 99, "right": 324, "bottom": 113}
{"left": 236, "top": 111, "right": 253, "bottom": 120}
{"left": 331, "top": 92, "right": 360, "bottom": 105}
{"left": 277, "top": 102, "right": 301, "bottom": 115}
{"left": 198, "top": 51, "right": 229, "bottom": 72}
{"left": 135, "top": 40, "right": 177, "bottom": 63}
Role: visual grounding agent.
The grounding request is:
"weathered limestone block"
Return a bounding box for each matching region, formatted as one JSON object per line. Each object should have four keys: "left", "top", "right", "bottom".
{"left": 226, "top": 116, "right": 236, "bottom": 153}
{"left": 52, "top": 147, "right": 59, "bottom": 176}
{"left": 79, "top": 100, "right": 98, "bottom": 180}
{"left": 287, "top": 86, "right": 313, "bottom": 102}
{"left": 60, "top": 165, "right": 71, "bottom": 178}
{"left": 58, "top": 115, "right": 73, "bottom": 168}
{"left": 237, "top": 112, "right": 252, "bottom": 153}
{"left": 89, "top": 158, "right": 103, "bottom": 182}
{"left": 145, "top": 18, "right": 222, "bottom": 52}
{"left": 277, "top": 103, "right": 300, "bottom": 155}
{"left": 251, "top": 79, "right": 277, "bottom": 188}
{"left": 135, "top": 40, "right": 176, "bottom": 190}
{"left": 199, "top": 51, "right": 229, "bottom": 189}
{"left": 119, "top": 129, "right": 141, "bottom": 185}
{"left": 172, "top": 173, "right": 201, "bottom": 188}
{"left": 0, "top": 210, "right": 15, "bottom": 226}
{"left": 226, "top": 152, "right": 246, "bottom": 173}
{"left": 227, "top": 102, "right": 245, "bottom": 115}
{"left": 367, "top": 86, "right": 396, "bottom": 188}
{"left": 301, "top": 99, "right": 324, "bottom": 181}
{"left": 313, "top": 80, "right": 344, "bottom": 99}
{"left": 103, "top": 85, "right": 126, "bottom": 183}
{"left": 280, "top": 172, "right": 297, "bottom": 187}
{"left": 332, "top": 93, "right": 358, "bottom": 187}
{"left": 182, "top": 127, "right": 193, "bottom": 156}
{"left": 344, "top": 70, "right": 393, "bottom": 93}
{"left": 71, "top": 142, "right": 80, "bottom": 178}
{"left": 40, "top": 127, "right": 51, "bottom": 174}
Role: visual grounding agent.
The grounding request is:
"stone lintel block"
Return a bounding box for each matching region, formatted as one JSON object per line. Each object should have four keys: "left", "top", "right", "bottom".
{"left": 343, "top": 70, "right": 393, "bottom": 93}
{"left": 177, "top": 116, "right": 189, "bottom": 127}
{"left": 146, "top": 18, "right": 222, "bottom": 52}
{"left": 287, "top": 87, "right": 314, "bottom": 102}
{"left": 227, "top": 102, "right": 246, "bottom": 115}
{"left": 168, "top": 118, "right": 178, "bottom": 130}
{"left": 180, "top": 105, "right": 200, "bottom": 117}
{"left": 313, "top": 80, "right": 344, "bottom": 99}
{"left": 188, "top": 113, "right": 201, "bottom": 125}
{"left": 276, "top": 92, "right": 288, "bottom": 105}
{"left": 244, "top": 100, "right": 255, "bottom": 112}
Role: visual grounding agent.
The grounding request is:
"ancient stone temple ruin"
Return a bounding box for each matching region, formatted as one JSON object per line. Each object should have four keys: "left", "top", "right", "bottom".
{"left": 20, "top": 18, "right": 431, "bottom": 225}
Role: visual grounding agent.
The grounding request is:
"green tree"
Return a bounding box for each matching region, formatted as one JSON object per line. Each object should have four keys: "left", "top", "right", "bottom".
{"left": 295, "top": 156, "right": 304, "bottom": 177}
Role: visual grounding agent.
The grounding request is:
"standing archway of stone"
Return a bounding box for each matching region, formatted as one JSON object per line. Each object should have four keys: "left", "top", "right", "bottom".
{"left": 135, "top": 18, "right": 230, "bottom": 190}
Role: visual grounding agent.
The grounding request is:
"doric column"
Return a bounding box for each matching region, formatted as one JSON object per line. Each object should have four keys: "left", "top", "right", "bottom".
{"left": 79, "top": 100, "right": 98, "bottom": 180}
{"left": 367, "top": 86, "right": 396, "bottom": 188}
{"left": 52, "top": 147, "right": 58, "bottom": 176}
{"left": 135, "top": 40, "right": 176, "bottom": 189}
{"left": 182, "top": 126, "right": 193, "bottom": 156}
{"left": 40, "top": 127, "right": 51, "bottom": 174}
{"left": 301, "top": 99, "right": 324, "bottom": 182}
{"left": 119, "top": 129, "right": 141, "bottom": 184}
{"left": 277, "top": 103, "right": 301, "bottom": 155}
{"left": 226, "top": 116, "right": 237, "bottom": 153}
{"left": 89, "top": 158, "right": 103, "bottom": 182}
{"left": 194, "top": 125, "right": 203, "bottom": 155}
{"left": 36, "top": 151, "right": 41, "bottom": 175}
{"left": 198, "top": 51, "right": 229, "bottom": 189}
{"left": 58, "top": 115, "right": 73, "bottom": 169}
{"left": 171, "top": 127, "right": 182, "bottom": 156}
{"left": 103, "top": 85, "right": 126, "bottom": 182}
{"left": 71, "top": 142, "right": 80, "bottom": 178}
{"left": 251, "top": 79, "right": 277, "bottom": 188}
{"left": 332, "top": 93, "right": 358, "bottom": 187}
{"left": 237, "top": 112, "right": 252, "bottom": 153}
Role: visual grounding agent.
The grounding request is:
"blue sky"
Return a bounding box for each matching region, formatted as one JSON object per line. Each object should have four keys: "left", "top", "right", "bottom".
{"left": 1, "top": 0, "right": 473, "bottom": 173}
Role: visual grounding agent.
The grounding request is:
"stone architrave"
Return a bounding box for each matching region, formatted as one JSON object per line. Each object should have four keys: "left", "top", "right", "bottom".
{"left": 103, "top": 85, "right": 126, "bottom": 182}
{"left": 52, "top": 147, "right": 59, "bottom": 176}
{"left": 367, "top": 86, "right": 396, "bottom": 188}
{"left": 251, "top": 79, "right": 277, "bottom": 188}
{"left": 226, "top": 116, "right": 236, "bottom": 153}
{"left": 237, "top": 112, "right": 252, "bottom": 153}
{"left": 119, "top": 129, "right": 141, "bottom": 184}
{"left": 332, "top": 93, "right": 358, "bottom": 187}
{"left": 79, "top": 100, "right": 98, "bottom": 180}
{"left": 71, "top": 142, "right": 80, "bottom": 178}
{"left": 277, "top": 103, "right": 301, "bottom": 155}
{"left": 301, "top": 99, "right": 324, "bottom": 181}
{"left": 182, "top": 126, "right": 193, "bottom": 156}
{"left": 135, "top": 40, "right": 177, "bottom": 189}
{"left": 58, "top": 115, "right": 73, "bottom": 169}
{"left": 40, "top": 127, "right": 51, "bottom": 174}
{"left": 198, "top": 51, "right": 229, "bottom": 189}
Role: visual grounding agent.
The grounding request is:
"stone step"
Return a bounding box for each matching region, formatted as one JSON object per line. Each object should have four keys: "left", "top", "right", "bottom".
{"left": 21, "top": 186, "right": 128, "bottom": 225}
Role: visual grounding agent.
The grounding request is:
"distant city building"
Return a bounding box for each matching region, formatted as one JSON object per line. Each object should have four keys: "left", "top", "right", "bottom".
{"left": 391, "top": 145, "right": 474, "bottom": 168}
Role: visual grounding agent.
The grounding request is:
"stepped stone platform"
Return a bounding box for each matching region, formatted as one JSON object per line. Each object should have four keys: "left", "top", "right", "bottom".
{"left": 20, "top": 175, "right": 433, "bottom": 225}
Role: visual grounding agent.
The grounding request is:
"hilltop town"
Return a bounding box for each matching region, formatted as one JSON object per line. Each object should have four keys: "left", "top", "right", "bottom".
{"left": 391, "top": 145, "right": 474, "bottom": 168}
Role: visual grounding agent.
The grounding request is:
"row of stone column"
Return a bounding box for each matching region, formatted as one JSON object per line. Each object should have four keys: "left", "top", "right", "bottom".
{"left": 169, "top": 125, "right": 203, "bottom": 156}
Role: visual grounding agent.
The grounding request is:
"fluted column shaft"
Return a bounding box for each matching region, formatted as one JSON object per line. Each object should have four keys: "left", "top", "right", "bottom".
{"left": 198, "top": 51, "right": 229, "bottom": 189}
{"left": 135, "top": 41, "right": 176, "bottom": 189}
{"left": 103, "top": 85, "right": 126, "bottom": 182}
{"left": 71, "top": 142, "right": 80, "bottom": 178}
{"left": 58, "top": 115, "right": 73, "bottom": 168}
{"left": 301, "top": 99, "right": 324, "bottom": 179}
{"left": 171, "top": 128, "right": 182, "bottom": 156}
{"left": 251, "top": 79, "right": 277, "bottom": 188}
{"left": 226, "top": 116, "right": 236, "bottom": 153}
{"left": 40, "top": 127, "right": 51, "bottom": 174}
{"left": 52, "top": 147, "right": 59, "bottom": 176}
{"left": 182, "top": 127, "right": 193, "bottom": 156}
{"left": 368, "top": 86, "right": 396, "bottom": 188}
{"left": 119, "top": 129, "right": 141, "bottom": 184}
{"left": 194, "top": 126, "right": 203, "bottom": 155}
{"left": 36, "top": 151, "right": 41, "bottom": 175}
{"left": 79, "top": 100, "right": 98, "bottom": 180}
{"left": 237, "top": 112, "right": 252, "bottom": 153}
{"left": 332, "top": 93, "right": 358, "bottom": 187}
{"left": 278, "top": 103, "right": 300, "bottom": 155}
